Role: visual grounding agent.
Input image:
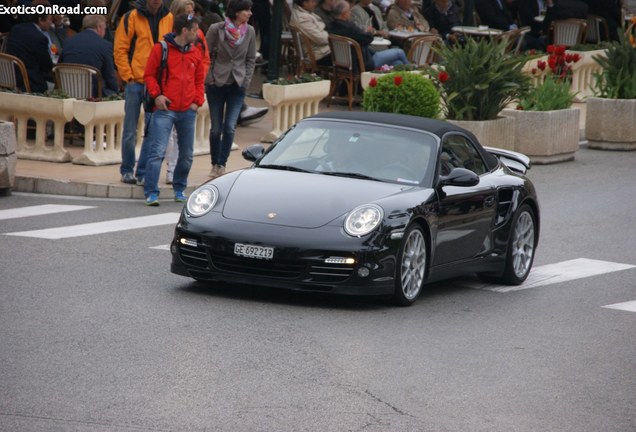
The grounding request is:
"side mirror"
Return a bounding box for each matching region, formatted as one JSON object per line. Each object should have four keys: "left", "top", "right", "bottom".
{"left": 439, "top": 167, "right": 479, "bottom": 187}
{"left": 242, "top": 143, "right": 265, "bottom": 162}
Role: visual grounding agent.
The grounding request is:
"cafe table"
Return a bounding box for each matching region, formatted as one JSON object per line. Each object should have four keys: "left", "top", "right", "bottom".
{"left": 451, "top": 26, "right": 503, "bottom": 38}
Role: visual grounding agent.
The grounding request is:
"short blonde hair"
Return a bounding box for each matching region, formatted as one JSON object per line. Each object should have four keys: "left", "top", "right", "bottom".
{"left": 170, "top": 0, "right": 195, "bottom": 16}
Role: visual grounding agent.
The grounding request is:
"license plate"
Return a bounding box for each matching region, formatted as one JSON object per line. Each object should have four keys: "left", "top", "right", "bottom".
{"left": 234, "top": 243, "right": 274, "bottom": 260}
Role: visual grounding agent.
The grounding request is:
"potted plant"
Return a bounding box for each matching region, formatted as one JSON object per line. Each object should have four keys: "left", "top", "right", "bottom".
{"left": 586, "top": 18, "right": 636, "bottom": 150}
{"left": 362, "top": 71, "right": 440, "bottom": 118}
{"left": 503, "top": 45, "right": 581, "bottom": 163}
{"left": 261, "top": 73, "right": 330, "bottom": 143}
{"left": 430, "top": 37, "right": 531, "bottom": 150}
{"left": 71, "top": 93, "right": 126, "bottom": 166}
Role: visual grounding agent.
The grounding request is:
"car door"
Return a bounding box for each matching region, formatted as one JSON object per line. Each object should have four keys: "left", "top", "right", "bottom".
{"left": 432, "top": 133, "right": 498, "bottom": 265}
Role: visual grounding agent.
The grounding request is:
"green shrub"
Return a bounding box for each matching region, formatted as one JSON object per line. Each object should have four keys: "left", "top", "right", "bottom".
{"left": 362, "top": 71, "right": 440, "bottom": 118}
{"left": 431, "top": 38, "right": 532, "bottom": 120}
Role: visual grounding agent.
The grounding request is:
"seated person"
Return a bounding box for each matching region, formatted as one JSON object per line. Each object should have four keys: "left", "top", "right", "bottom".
{"left": 290, "top": 0, "right": 332, "bottom": 67}
{"left": 422, "top": 0, "right": 463, "bottom": 44}
{"left": 541, "top": 0, "right": 588, "bottom": 37}
{"left": 351, "top": 0, "right": 389, "bottom": 38}
{"left": 327, "top": 0, "right": 410, "bottom": 70}
{"left": 474, "top": 0, "right": 519, "bottom": 31}
{"left": 6, "top": 0, "right": 54, "bottom": 93}
{"left": 517, "top": 0, "right": 548, "bottom": 50}
{"left": 314, "top": 0, "right": 338, "bottom": 27}
{"left": 60, "top": 14, "right": 120, "bottom": 97}
{"left": 386, "top": 0, "right": 431, "bottom": 32}
{"left": 316, "top": 133, "right": 368, "bottom": 174}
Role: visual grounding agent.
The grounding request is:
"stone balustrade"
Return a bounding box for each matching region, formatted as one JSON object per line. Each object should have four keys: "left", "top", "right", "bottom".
{"left": 522, "top": 49, "right": 607, "bottom": 102}
{"left": 0, "top": 93, "right": 74, "bottom": 162}
{"left": 261, "top": 80, "right": 331, "bottom": 143}
{"left": 0, "top": 92, "right": 213, "bottom": 166}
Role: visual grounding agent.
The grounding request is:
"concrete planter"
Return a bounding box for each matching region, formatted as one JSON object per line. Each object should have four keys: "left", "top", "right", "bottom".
{"left": 261, "top": 80, "right": 330, "bottom": 142}
{"left": 585, "top": 97, "right": 636, "bottom": 150}
{"left": 0, "top": 120, "right": 17, "bottom": 194}
{"left": 502, "top": 107, "right": 580, "bottom": 164}
{"left": 72, "top": 99, "right": 125, "bottom": 166}
{"left": 447, "top": 116, "right": 516, "bottom": 151}
{"left": 0, "top": 92, "right": 74, "bottom": 162}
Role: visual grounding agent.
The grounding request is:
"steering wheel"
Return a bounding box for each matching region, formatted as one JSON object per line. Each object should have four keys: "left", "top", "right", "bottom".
{"left": 376, "top": 162, "right": 419, "bottom": 182}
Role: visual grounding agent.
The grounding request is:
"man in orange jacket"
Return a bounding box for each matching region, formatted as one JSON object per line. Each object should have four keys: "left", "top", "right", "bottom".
{"left": 114, "top": 0, "right": 173, "bottom": 184}
{"left": 142, "top": 14, "right": 205, "bottom": 206}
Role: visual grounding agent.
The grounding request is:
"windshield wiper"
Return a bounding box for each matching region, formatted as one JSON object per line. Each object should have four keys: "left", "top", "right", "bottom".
{"left": 321, "top": 171, "right": 380, "bottom": 181}
{"left": 258, "top": 164, "right": 311, "bottom": 173}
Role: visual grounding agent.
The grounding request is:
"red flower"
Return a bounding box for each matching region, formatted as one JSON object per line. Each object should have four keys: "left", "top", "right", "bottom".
{"left": 571, "top": 53, "right": 581, "bottom": 63}
{"left": 555, "top": 45, "right": 566, "bottom": 56}
{"left": 537, "top": 60, "right": 546, "bottom": 71}
{"left": 548, "top": 56, "right": 557, "bottom": 70}
{"left": 369, "top": 77, "right": 378, "bottom": 88}
{"left": 547, "top": 45, "right": 554, "bottom": 54}
{"left": 393, "top": 75, "right": 403, "bottom": 86}
{"left": 438, "top": 71, "right": 449, "bottom": 83}
{"left": 531, "top": 68, "right": 537, "bottom": 75}
{"left": 528, "top": 49, "right": 536, "bottom": 55}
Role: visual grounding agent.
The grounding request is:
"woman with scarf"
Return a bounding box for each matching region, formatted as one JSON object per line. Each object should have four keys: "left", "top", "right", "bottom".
{"left": 205, "top": 0, "right": 256, "bottom": 178}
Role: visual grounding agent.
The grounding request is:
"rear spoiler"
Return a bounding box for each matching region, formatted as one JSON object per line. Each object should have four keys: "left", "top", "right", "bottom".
{"left": 484, "top": 146, "right": 531, "bottom": 174}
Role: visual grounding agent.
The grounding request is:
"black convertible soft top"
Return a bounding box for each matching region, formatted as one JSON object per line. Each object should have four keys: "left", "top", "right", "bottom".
{"left": 305, "top": 111, "right": 501, "bottom": 171}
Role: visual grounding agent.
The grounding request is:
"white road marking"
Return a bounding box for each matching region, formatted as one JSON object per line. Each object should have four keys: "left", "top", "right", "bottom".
{"left": 0, "top": 204, "right": 95, "bottom": 221}
{"left": 5, "top": 213, "right": 181, "bottom": 239}
{"left": 150, "top": 244, "right": 171, "bottom": 250}
{"left": 602, "top": 300, "right": 636, "bottom": 313}
{"left": 465, "top": 258, "right": 636, "bottom": 292}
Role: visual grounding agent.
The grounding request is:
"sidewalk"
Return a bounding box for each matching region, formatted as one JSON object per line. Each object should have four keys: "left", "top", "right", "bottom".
{"left": 10, "top": 94, "right": 588, "bottom": 200}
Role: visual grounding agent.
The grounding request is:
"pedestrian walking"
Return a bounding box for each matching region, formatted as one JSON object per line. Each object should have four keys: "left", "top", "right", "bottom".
{"left": 142, "top": 14, "right": 206, "bottom": 206}
{"left": 205, "top": 0, "right": 256, "bottom": 179}
{"left": 114, "top": 0, "right": 172, "bottom": 185}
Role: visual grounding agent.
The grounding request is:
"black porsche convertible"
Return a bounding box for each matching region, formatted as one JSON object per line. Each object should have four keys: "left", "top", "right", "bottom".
{"left": 170, "top": 112, "right": 540, "bottom": 305}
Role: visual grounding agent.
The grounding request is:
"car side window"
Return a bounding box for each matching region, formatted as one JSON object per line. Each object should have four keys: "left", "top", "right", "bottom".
{"left": 439, "top": 134, "right": 488, "bottom": 176}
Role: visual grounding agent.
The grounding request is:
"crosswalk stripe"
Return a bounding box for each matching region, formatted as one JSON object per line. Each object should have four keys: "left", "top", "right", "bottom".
{"left": 464, "top": 258, "right": 636, "bottom": 292}
{"left": 4, "top": 213, "right": 181, "bottom": 239}
{"left": 602, "top": 300, "right": 636, "bottom": 313}
{"left": 0, "top": 204, "right": 96, "bottom": 221}
{"left": 150, "top": 244, "right": 171, "bottom": 250}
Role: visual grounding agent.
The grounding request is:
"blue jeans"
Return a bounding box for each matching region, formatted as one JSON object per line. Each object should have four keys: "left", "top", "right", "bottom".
{"left": 143, "top": 109, "right": 196, "bottom": 197}
{"left": 372, "top": 48, "right": 409, "bottom": 69}
{"left": 120, "top": 82, "right": 152, "bottom": 176}
{"left": 207, "top": 83, "right": 245, "bottom": 167}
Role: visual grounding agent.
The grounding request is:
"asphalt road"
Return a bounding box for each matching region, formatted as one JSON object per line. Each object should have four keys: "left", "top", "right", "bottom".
{"left": 0, "top": 147, "right": 635, "bottom": 432}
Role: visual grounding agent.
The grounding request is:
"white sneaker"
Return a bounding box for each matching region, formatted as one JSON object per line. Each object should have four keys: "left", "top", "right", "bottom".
{"left": 238, "top": 106, "right": 268, "bottom": 126}
{"left": 231, "top": 142, "right": 239, "bottom": 151}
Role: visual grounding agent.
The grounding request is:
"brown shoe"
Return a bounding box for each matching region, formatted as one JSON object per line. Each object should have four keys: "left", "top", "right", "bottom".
{"left": 208, "top": 165, "right": 219, "bottom": 178}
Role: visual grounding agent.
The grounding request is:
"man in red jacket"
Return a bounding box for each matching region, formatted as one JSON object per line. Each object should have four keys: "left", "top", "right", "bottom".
{"left": 142, "top": 14, "right": 205, "bottom": 206}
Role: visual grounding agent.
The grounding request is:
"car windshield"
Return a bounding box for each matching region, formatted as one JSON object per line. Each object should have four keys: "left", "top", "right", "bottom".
{"left": 256, "top": 120, "right": 438, "bottom": 186}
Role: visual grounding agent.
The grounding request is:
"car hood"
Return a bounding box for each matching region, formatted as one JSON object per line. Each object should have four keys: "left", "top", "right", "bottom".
{"left": 221, "top": 168, "right": 410, "bottom": 228}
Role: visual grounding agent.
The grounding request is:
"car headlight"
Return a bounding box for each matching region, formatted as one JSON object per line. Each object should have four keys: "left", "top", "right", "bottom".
{"left": 186, "top": 185, "right": 218, "bottom": 217}
{"left": 344, "top": 204, "right": 384, "bottom": 237}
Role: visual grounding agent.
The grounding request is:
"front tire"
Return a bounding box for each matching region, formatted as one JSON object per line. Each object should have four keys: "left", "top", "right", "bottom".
{"left": 392, "top": 225, "right": 427, "bottom": 306}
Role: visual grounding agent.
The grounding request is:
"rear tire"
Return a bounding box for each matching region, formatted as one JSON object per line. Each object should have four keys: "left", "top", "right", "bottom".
{"left": 480, "top": 204, "right": 537, "bottom": 285}
{"left": 392, "top": 225, "right": 427, "bottom": 306}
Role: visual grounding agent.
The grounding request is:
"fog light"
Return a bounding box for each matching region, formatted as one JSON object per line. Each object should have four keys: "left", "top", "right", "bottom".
{"left": 180, "top": 238, "right": 198, "bottom": 247}
{"left": 357, "top": 266, "right": 370, "bottom": 278}
{"left": 325, "top": 257, "right": 355, "bottom": 265}
{"left": 170, "top": 243, "right": 177, "bottom": 253}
